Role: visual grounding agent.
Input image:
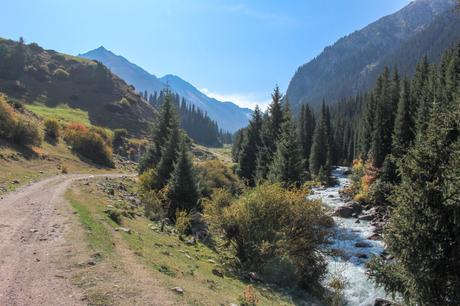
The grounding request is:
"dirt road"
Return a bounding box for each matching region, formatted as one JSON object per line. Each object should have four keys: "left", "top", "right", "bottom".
{"left": 0, "top": 174, "right": 123, "bottom": 306}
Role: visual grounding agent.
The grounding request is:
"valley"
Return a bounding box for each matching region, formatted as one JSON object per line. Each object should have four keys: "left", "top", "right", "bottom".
{"left": 0, "top": 1, "right": 459, "bottom": 305}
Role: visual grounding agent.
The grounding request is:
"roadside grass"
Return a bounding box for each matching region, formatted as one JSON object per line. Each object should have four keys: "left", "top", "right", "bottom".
{"left": 25, "top": 103, "right": 91, "bottom": 126}
{"left": 0, "top": 139, "right": 116, "bottom": 195}
{"left": 65, "top": 178, "right": 318, "bottom": 306}
{"left": 67, "top": 188, "right": 115, "bottom": 257}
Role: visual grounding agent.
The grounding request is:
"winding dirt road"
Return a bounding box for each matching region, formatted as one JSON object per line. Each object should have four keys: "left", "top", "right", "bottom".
{"left": 0, "top": 174, "right": 122, "bottom": 306}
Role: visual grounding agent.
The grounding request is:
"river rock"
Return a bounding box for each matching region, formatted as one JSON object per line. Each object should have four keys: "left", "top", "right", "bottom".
{"left": 355, "top": 241, "right": 371, "bottom": 248}
{"left": 374, "top": 298, "right": 394, "bottom": 306}
{"left": 212, "top": 269, "right": 224, "bottom": 278}
{"left": 367, "top": 234, "right": 382, "bottom": 241}
{"left": 334, "top": 201, "right": 362, "bottom": 218}
{"left": 358, "top": 214, "right": 374, "bottom": 221}
{"left": 171, "top": 287, "right": 184, "bottom": 294}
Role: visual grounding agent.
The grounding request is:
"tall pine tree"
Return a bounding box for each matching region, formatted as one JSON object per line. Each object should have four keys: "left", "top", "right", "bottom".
{"left": 166, "top": 138, "right": 199, "bottom": 220}
{"left": 268, "top": 102, "right": 303, "bottom": 186}
{"left": 237, "top": 106, "right": 263, "bottom": 186}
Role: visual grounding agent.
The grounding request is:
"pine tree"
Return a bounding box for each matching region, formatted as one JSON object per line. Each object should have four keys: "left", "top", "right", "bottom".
{"left": 370, "top": 67, "right": 395, "bottom": 168}
{"left": 268, "top": 85, "right": 284, "bottom": 143}
{"left": 368, "top": 93, "right": 460, "bottom": 305}
{"left": 309, "top": 102, "right": 331, "bottom": 176}
{"left": 139, "top": 90, "right": 176, "bottom": 173}
{"left": 298, "top": 104, "right": 316, "bottom": 168}
{"left": 392, "top": 77, "right": 414, "bottom": 157}
{"left": 237, "top": 106, "right": 263, "bottom": 186}
{"left": 166, "top": 138, "right": 199, "bottom": 220}
{"left": 151, "top": 122, "right": 180, "bottom": 190}
{"left": 253, "top": 86, "right": 286, "bottom": 181}
{"left": 268, "top": 102, "right": 303, "bottom": 186}
{"left": 359, "top": 94, "right": 376, "bottom": 159}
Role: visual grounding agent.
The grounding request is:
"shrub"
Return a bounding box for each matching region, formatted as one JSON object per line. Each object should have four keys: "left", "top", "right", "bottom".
{"left": 64, "top": 123, "right": 113, "bottom": 167}
{"left": 0, "top": 96, "right": 42, "bottom": 146}
{"left": 195, "top": 160, "right": 243, "bottom": 197}
{"left": 202, "top": 189, "right": 234, "bottom": 233}
{"left": 141, "top": 188, "right": 167, "bottom": 221}
{"left": 44, "top": 118, "right": 60, "bottom": 141}
{"left": 12, "top": 116, "right": 42, "bottom": 146}
{"left": 207, "top": 184, "right": 332, "bottom": 290}
{"left": 0, "top": 96, "right": 18, "bottom": 140}
{"left": 112, "top": 128, "right": 128, "bottom": 155}
{"left": 53, "top": 68, "right": 69, "bottom": 80}
{"left": 239, "top": 285, "right": 259, "bottom": 306}
{"left": 107, "top": 208, "right": 122, "bottom": 224}
{"left": 175, "top": 210, "right": 191, "bottom": 236}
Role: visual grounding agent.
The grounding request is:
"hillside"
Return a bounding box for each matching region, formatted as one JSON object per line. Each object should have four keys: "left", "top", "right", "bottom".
{"left": 0, "top": 38, "right": 156, "bottom": 134}
{"left": 285, "top": 0, "right": 459, "bottom": 108}
{"left": 79, "top": 47, "right": 252, "bottom": 132}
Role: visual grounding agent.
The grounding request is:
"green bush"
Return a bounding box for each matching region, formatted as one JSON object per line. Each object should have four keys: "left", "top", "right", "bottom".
{"left": 13, "top": 118, "right": 42, "bottom": 146}
{"left": 53, "top": 68, "right": 69, "bottom": 80}
{"left": 175, "top": 210, "right": 191, "bottom": 236}
{"left": 206, "top": 184, "right": 332, "bottom": 290}
{"left": 0, "top": 95, "right": 18, "bottom": 140}
{"left": 64, "top": 123, "right": 113, "bottom": 167}
{"left": 195, "top": 160, "right": 243, "bottom": 197}
{"left": 107, "top": 208, "right": 122, "bottom": 224}
{"left": 44, "top": 118, "right": 60, "bottom": 141}
{"left": 0, "top": 96, "right": 41, "bottom": 146}
{"left": 112, "top": 128, "right": 128, "bottom": 155}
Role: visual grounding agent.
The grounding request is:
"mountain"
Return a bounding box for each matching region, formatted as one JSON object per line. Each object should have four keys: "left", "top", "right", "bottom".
{"left": 0, "top": 38, "right": 155, "bottom": 134}
{"left": 79, "top": 46, "right": 165, "bottom": 96}
{"left": 286, "top": 0, "right": 459, "bottom": 109}
{"left": 79, "top": 48, "right": 252, "bottom": 132}
{"left": 159, "top": 74, "right": 253, "bottom": 132}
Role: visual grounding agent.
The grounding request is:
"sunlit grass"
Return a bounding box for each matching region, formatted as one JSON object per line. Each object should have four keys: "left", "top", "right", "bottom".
{"left": 25, "top": 103, "right": 91, "bottom": 126}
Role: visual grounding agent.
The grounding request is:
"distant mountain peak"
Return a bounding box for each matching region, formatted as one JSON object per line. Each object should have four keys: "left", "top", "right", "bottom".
{"left": 79, "top": 48, "right": 252, "bottom": 132}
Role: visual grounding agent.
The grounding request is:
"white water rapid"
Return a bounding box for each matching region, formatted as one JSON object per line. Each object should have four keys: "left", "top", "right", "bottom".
{"left": 309, "top": 166, "right": 390, "bottom": 306}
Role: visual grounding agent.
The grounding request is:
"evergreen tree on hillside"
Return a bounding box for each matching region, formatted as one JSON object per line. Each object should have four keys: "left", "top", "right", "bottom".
{"left": 368, "top": 92, "right": 460, "bottom": 305}
{"left": 415, "top": 66, "right": 436, "bottom": 137}
{"left": 150, "top": 121, "right": 180, "bottom": 190}
{"left": 139, "top": 91, "right": 176, "bottom": 173}
{"left": 254, "top": 87, "right": 286, "bottom": 181}
{"left": 359, "top": 94, "right": 376, "bottom": 159}
{"left": 148, "top": 91, "right": 227, "bottom": 147}
{"left": 231, "top": 129, "right": 244, "bottom": 162}
{"left": 268, "top": 102, "right": 303, "bottom": 185}
{"left": 237, "top": 106, "right": 263, "bottom": 186}
{"left": 309, "top": 102, "right": 332, "bottom": 176}
{"left": 166, "top": 138, "right": 199, "bottom": 220}
{"left": 298, "top": 104, "right": 316, "bottom": 168}
{"left": 370, "top": 67, "right": 396, "bottom": 168}
{"left": 268, "top": 86, "right": 284, "bottom": 144}
{"left": 392, "top": 77, "right": 414, "bottom": 157}
{"left": 255, "top": 113, "right": 273, "bottom": 182}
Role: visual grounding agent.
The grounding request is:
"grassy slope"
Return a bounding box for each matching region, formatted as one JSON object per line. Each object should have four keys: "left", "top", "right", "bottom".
{"left": 25, "top": 103, "right": 91, "bottom": 126}
{"left": 0, "top": 102, "right": 119, "bottom": 195}
{"left": 66, "top": 178, "right": 320, "bottom": 306}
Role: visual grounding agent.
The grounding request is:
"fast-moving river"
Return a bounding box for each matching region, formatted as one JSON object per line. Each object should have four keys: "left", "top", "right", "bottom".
{"left": 309, "top": 167, "right": 389, "bottom": 306}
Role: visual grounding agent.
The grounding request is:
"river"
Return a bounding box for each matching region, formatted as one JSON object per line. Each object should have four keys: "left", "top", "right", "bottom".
{"left": 309, "top": 166, "right": 390, "bottom": 306}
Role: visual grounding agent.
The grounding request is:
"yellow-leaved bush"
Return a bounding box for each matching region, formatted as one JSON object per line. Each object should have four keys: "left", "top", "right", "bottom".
{"left": 203, "top": 183, "right": 333, "bottom": 291}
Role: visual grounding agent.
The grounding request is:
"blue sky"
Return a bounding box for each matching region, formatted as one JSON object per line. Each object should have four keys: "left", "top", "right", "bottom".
{"left": 1, "top": 0, "right": 410, "bottom": 109}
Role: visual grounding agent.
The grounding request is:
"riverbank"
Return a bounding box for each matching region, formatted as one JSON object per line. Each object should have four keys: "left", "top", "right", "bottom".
{"left": 310, "top": 167, "right": 391, "bottom": 306}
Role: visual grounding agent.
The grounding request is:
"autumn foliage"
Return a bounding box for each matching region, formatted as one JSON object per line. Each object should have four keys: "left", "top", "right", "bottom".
{"left": 64, "top": 122, "right": 113, "bottom": 167}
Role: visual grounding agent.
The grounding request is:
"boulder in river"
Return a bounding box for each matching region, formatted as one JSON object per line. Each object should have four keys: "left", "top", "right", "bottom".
{"left": 333, "top": 201, "right": 362, "bottom": 218}
{"left": 355, "top": 241, "right": 371, "bottom": 248}
{"left": 374, "top": 298, "right": 395, "bottom": 306}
